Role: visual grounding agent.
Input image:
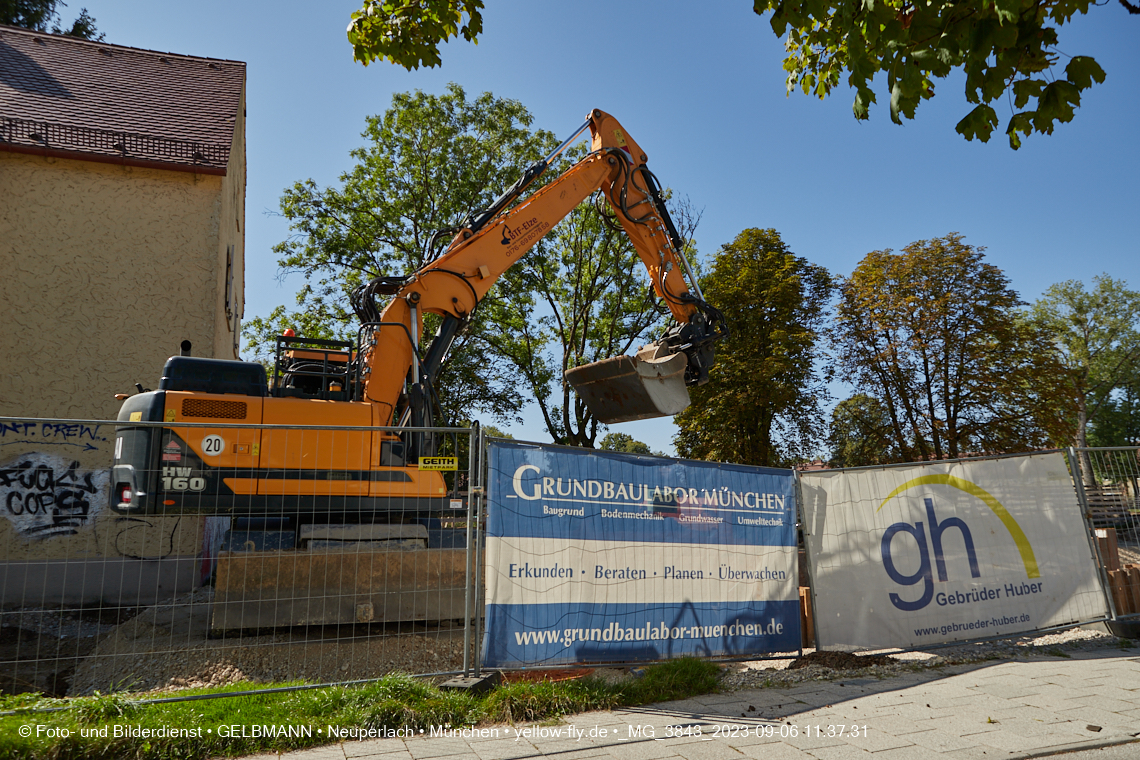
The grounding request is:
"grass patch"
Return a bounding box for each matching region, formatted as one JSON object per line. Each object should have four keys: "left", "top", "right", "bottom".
{"left": 0, "top": 659, "right": 720, "bottom": 760}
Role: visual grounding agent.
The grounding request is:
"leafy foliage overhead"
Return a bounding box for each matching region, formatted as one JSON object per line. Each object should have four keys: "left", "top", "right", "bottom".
{"left": 348, "top": 0, "right": 483, "bottom": 69}
{"left": 341, "top": 0, "right": 1125, "bottom": 149}
{"left": 753, "top": 0, "right": 1112, "bottom": 148}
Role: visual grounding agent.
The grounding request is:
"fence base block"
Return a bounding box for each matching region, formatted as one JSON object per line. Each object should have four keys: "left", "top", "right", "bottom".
{"left": 1107, "top": 619, "right": 1140, "bottom": 639}
{"left": 439, "top": 672, "right": 500, "bottom": 693}
{"left": 211, "top": 548, "right": 470, "bottom": 631}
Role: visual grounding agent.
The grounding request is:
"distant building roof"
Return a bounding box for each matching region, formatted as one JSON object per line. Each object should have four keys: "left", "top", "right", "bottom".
{"left": 0, "top": 24, "right": 244, "bottom": 174}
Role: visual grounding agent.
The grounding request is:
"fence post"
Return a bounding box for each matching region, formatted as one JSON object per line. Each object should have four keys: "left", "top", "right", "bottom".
{"left": 462, "top": 424, "right": 478, "bottom": 677}
{"left": 795, "top": 468, "right": 817, "bottom": 653}
{"left": 1068, "top": 447, "right": 1119, "bottom": 621}
{"left": 472, "top": 424, "right": 486, "bottom": 677}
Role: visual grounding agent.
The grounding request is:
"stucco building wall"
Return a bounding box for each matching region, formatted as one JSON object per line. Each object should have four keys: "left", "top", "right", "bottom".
{"left": 0, "top": 127, "right": 244, "bottom": 426}
{"left": 212, "top": 91, "right": 247, "bottom": 362}
{"left": 0, "top": 89, "right": 245, "bottom": 609}
{"left": 1, "top": 30, "right": 245, "bottom": 608}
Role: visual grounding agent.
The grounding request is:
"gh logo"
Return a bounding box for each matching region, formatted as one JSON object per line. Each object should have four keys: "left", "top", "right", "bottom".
{"left": 880, "top": 498, "right": 981, "bottom": 611}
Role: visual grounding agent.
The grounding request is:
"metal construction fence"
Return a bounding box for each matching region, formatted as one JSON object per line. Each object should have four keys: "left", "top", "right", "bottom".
{"left": 1, "top": 414, "right": 1138, "bottom": 701}
{"left": 0, "top": 416, "right": 483, "bottom": 698}
{"left": 1073, "top": 447, "right": 1140, "bottom": 620}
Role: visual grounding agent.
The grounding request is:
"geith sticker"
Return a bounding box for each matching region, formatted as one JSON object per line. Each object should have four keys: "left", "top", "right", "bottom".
{"left": 419, "top": 456, "right": 458, "bottom": 471}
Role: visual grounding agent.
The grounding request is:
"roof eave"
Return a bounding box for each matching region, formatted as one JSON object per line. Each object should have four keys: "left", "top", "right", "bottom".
{"left": 0, "top": 142, "right": 228, "bottom": 176}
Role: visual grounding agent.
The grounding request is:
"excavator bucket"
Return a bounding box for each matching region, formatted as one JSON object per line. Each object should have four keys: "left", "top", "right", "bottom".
{"left": 565, "top": 350, "right": 690, "bottom": 424}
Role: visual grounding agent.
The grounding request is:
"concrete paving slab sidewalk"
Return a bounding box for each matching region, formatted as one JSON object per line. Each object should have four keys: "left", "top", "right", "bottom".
{"left": 236, "top": 648, "right": 1140, "bottom": 760}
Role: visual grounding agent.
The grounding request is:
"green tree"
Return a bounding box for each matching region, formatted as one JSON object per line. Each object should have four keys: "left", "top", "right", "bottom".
{"left": 247, "top": 85, "right": 687, "bottom": 444}
{"left": 827, "top": 393, "right": 898, "bottom": 467}
{"left": 1, "top": 0, "right": 102, "bottom": 39}
{"left": 480, "top": 424, "right": 514, "bottom": 440}
{"left": 599, "top": 432, "right": 660, "bottom": 456}
{"left": 1028, "top": 276, "right": 1140, "bottom": 450}
{"left": 245, "top": 84, "right": 556, "bottom": 425}
{"left": 834, "top": 233, "right": 1067, "bottom": 462}
{"left": 1088, "top": 376, "right": 1140, "bottom": 447}
{"left": 674, "top": 228, "right": 833, "bottom": 467}
{"left": 753, "top": 0, "right": 1115, "bottom": 149}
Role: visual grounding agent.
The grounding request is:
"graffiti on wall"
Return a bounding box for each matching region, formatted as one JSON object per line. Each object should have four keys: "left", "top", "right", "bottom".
{"left": 0, "top": 453, "right": 109, "bottom": 539}
{"left": 0, "top": 421, "right": 110, "bottom": 453}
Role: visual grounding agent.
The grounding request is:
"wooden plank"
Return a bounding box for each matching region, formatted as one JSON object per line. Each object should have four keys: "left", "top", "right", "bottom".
{"left": 1127, "top": 566, "right": 1140, "bottom": 616}
{"left": 1096, "top": 528, "right": 1121, "bottom": 572}
{"left": 799, "top": 586, "right": 815, "bottom": 649}
{"left": 1109, "top": 570, "right": 1131, "bottom": 616}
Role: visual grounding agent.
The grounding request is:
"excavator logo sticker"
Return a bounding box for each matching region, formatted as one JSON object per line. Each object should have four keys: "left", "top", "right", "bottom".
{"left": 500, "top": 217, "right": 550, "bottom": 256}
{"left": 419, "top": 456, "right": 458, "bottom": 471}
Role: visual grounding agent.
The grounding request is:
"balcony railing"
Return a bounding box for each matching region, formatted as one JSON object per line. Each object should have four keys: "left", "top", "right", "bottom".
{"left": 0, "top": 116, "right": 230, "bottom": 169}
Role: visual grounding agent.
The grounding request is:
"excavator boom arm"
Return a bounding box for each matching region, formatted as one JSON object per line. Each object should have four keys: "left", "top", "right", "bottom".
{"left": 358, "top": 110, "right": 724, "bottom": 429}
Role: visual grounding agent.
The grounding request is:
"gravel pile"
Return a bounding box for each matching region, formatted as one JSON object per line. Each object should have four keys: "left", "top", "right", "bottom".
{"left": 720, "top": 627, "right": 1129, "bottom": 691}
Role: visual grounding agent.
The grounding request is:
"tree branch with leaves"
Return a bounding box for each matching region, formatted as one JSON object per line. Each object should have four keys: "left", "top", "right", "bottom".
{"left": 753, "top": 0, "right": 1113, "bottom": 149}
{"left": 344, "top": 1, "right": 1125, "bottom": 149}
{"left": 1028, "top": 275, "right": 1140, "bottom": 450}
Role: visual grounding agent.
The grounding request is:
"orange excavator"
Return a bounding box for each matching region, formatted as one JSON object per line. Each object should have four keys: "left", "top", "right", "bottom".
{"left": 110, "top": 110, "right": 726, "bottom": 516}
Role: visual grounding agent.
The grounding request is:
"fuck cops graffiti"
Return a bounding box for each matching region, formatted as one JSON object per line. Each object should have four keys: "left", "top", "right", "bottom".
{"left": 0, "top": 453, "right": 109, "bottom": 539}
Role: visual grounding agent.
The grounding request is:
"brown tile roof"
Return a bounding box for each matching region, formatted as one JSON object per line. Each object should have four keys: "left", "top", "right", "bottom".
{"left": 0, "top": 24, "right": 244, "bottom": 173}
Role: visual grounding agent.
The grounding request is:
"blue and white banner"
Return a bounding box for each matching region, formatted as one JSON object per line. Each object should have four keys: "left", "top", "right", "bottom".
{"left": 800, "top": 452, "right": 1108, "bottom": 651}
{"left": 481, "top": 441, "right": 800, "bottom": 667}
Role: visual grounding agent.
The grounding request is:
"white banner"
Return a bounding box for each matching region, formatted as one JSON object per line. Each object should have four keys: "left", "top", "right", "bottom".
{"left": 487, "top": 538, "right": 798, "bottom": 605}
{"left": 800, "top": 452, "right": 1108, "bottom": 650}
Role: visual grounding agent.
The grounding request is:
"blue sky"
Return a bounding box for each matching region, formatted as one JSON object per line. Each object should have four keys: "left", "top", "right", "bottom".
{"left": 92, "top": 1, "right": 1139, "bottom": 452}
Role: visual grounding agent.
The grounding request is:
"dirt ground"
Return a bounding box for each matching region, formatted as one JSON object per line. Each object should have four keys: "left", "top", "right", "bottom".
{"left": 9, "top": 527, "right": 1138, "bottom": 699}
{"left": 58, "top": 587, "right": 472, "bottom": 696}
{"left": 786, "top": 650, "right": 891, "bottom": 670}
{"left": 0, "top": 605, "right": 134, "bottom": 696}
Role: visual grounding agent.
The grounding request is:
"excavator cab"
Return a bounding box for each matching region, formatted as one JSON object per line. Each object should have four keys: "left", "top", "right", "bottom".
{"left": 112, "top": 108, "right": 725, "bottom": 520}
{"left": 271, "top": 334, "right": 355, "bottom": 402}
